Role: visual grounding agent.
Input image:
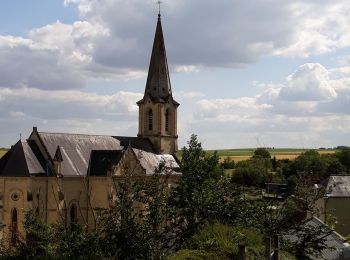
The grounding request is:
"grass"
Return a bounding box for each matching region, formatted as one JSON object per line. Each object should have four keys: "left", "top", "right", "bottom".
{"left": 178, "top": 148, "right": 337, "bottom": 162}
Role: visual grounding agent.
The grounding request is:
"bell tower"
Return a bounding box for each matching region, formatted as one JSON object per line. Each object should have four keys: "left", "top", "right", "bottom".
{"left": 137, "top": 14, "right": 179, "bottom": 155}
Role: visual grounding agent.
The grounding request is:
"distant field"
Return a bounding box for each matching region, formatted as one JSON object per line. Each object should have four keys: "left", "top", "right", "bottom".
{"left": 178, "top": 148, "right": 337, "bottom": 162}
{"left": 0, "top": 149, "right": 7, "bottom": 159}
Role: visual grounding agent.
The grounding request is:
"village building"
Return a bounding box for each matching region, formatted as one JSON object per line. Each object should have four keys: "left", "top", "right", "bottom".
{"left": 0, "top": 14, "right": 180, "bottom": 239}
{"left": 316, "top": 175, "right": 350, "bottom": 237}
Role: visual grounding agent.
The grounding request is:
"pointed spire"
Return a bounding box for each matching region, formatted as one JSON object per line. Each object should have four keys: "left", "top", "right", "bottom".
{"left": 53, "top": 146, "right": 63, "bottom": 162}
{"left": 142, "top": 15, "right": 172, "bottom": 102}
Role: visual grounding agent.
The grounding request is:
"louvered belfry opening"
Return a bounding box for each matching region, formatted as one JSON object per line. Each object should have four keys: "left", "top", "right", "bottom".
{"left": 148, "top": 109, "right": 153, "bottom": 131}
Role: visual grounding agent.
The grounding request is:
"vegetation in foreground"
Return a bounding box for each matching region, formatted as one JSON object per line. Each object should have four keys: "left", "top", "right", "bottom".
{"left": 1, "top": 136, "right": 349, "bottom": 259}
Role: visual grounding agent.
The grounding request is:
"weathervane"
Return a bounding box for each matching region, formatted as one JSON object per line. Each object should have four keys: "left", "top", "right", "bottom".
{"left": 157, "top": 1, "right": 162, "bottom": 16}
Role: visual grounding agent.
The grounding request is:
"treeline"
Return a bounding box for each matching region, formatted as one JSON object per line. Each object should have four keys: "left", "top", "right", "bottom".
{"left": 222, "top": 147, "right": 350, "bottom": 190}
{"left": 0, "top": 135, "right": 339, "bottom": 259}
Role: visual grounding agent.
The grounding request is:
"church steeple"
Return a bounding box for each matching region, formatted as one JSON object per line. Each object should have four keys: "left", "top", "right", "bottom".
{"left": 139, "top": 14, "right": 176, "bottom": 103}
{"left": 137, "top": 14, "right": 179, "bottom": 155}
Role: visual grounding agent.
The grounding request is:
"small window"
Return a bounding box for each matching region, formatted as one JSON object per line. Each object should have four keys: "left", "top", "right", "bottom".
{"left": 148, "top": 109, "right": 153, "bottom": 131}
{"left": 27, "top": 191, "right": 33, "bottom": 201}
{"left": 70, "top": 204, "right": 77, "bottom": 224}
{"left": 11, "top": 208, "right": 18, "bottom": 228}
{"left": 165, "top": 109, "right": 169, "bottom": 132}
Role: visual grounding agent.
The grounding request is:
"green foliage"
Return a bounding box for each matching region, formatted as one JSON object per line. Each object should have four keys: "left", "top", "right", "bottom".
{"left": 283, "top": 150, "right": 330, "bottom": 184}
{"left": 54, "top": 223, "right": 102, "bottom": 259}
{"left": 336, "top": 149, "right": 350, "bottom": 173}
{"left": 220, "top": 157, "right": 235, "bottom": 169}
{"left": 170, "top": 223, "right": 264, "bottom": 259}
{"left": 172, "top": 134, "right": 221, "bottom": 237}
{"left": 252, "top": 148, "right": 271, "bottom": 159}
{"left": 17, "top": 210, "right": 55, "bottom": 258}
{"left": 98, "top": 172, "right": 176, "bottom": 259}
{"left": 279, "top": 149, "right": 350, "bottom": 191}
{"left": 232, "top": 158, "right": 271, "bottom": 187}
{"left": 168, "top": 249, "right": 216, "bottom": 260}
{"left": 3, "top": 210, "right": 102, "bottom": 259}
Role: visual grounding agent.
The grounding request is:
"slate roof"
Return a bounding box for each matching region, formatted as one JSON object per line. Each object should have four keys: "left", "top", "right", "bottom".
{"left": 283, "top": 217, "right": 350, "bottom": 260}
{"left": 137, "top": 15, "right": 179, "bottom": 106}
{"left": 114, "top": 136, "right": 155, "bottom": 153}
{"left": 322, "top": 175, "right": 350, "bottom": 197}
{"left": 37, "top": 132, "right": 122, "bottom": 176}
{"left": 0, "top": 140, "right": 45, "bottom": 176}
{"left": 133, "top": 148, "right": 180, "bottom": 175}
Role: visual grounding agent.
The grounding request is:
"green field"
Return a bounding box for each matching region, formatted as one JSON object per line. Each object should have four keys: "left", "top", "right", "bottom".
{"left": 178, "top": 148, "right": 337, "bottom": 162}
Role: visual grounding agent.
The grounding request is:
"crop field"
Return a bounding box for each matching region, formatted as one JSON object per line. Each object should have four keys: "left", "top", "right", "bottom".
{"left": 0, "top": 150, "right": 7, "bottom": 159}
{"left": 212, "top": 148, "right": 336, "bottom": 162}
{"left": 178, "top": 148, "right": 336, "bottom": 162}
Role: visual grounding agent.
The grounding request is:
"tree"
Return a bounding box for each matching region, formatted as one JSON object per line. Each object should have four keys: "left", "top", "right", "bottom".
{"left": 97, "top": 168, "right": 177, "bottom": 259}
{"left": 283, "top": 150, "right": 328, "bottom": 183}
{"left": 252, "top": 148, "right": 271, "bottom": 159}
{"left": 11, "top": 210, "right": 54, "bottom": 259}
{"left": 336, "top": 149, "right": 350, "bottom": 173}
{"left": 232, "top": 159, "right": 271, "bottom": 187}
{"left": 171, "top": 134, "right": 221, "bottom": 239}
{"left": 220, "top": 157, "right": 235, "bottom": 169}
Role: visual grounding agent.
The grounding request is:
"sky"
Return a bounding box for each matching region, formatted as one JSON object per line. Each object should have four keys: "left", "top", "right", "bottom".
{"left": 0, "top": 0, "right": 350, "bottom": 149}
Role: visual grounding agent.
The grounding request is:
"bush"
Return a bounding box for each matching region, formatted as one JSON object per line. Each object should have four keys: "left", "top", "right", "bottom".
{"left": 252, "top": 148, "right": 271, "bottom": 159}
{"left": 231, "top": 159, "right": 271, "bottom": 187}
{"left": 185, "top": 223, "right": 264, "bottom": 259}
{"left": 220, "top": 157, "right": 235, "bottom": 169}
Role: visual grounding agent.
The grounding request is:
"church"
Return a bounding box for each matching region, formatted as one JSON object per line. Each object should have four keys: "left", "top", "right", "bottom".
{"left": 0, "top": 14, "right": 180, "bottom": 238}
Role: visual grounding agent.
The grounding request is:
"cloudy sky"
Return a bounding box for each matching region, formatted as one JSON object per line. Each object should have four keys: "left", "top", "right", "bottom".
{"left": 0, "top": 0, "right": 350, "bottom": 149}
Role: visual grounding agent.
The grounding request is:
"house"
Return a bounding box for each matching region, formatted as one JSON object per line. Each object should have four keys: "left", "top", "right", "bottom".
{"left": 283, "top": 217, "right": 350, "bottom": 260}
{"left": 316, "top": 175, "right": 350, "bottom": 237}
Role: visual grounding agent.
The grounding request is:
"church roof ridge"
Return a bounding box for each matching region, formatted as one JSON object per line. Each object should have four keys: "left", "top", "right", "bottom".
{"left": 37, "top": 131, "right": 122, "bottom": 138}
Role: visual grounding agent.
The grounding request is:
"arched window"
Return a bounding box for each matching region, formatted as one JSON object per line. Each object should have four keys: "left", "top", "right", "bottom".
{"left": 11, "top": 208, "right": 18, "bottom": 230}
{"left": 148, "top": 109, "right": 153, "bottom": 131}
{"left": 10, "top": 208, "right": 18, "bottom": 244}
{"left": 70, "top": 204, "right": 77, "bottom": 225}
{"left": 165, "top": 109, "right": 169, "bottom": 132}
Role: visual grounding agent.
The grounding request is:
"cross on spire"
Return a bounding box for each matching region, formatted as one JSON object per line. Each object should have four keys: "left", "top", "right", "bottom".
{"left": 157, "top": 1, "right": 162, "bottom": 16}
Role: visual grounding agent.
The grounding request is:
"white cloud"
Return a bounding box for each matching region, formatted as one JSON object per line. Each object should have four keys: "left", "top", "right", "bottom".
{"left": 186, "top": 62, "right": 350, "bottom": 148}
{"left": 0, "top": 87, "right": 142, "bottom": 119}
{"left": 279, "top": 63, "right": 337, "bottom": 101}
{"left": 0, "top": 86, "right": 143, "bottom": 146}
